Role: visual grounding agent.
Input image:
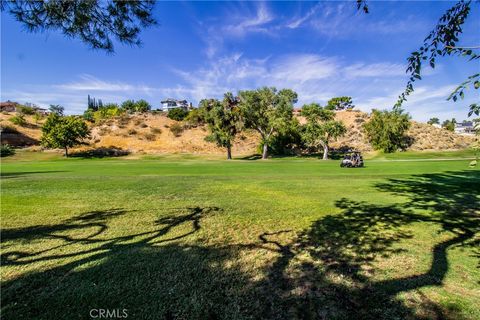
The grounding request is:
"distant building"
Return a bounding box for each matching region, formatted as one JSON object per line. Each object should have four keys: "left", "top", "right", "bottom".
{"left": 32, "top": 107, "right": 49, "bottom": 115}
{"left": 160, "top": 99, "right": 192, "bottom": 112}
{"left": 432, "top": 124, "right": 441, "bottom": 129}
{"left": 0, "top": 101, "right": 19, "bottom": 112}
{"left": 0, "top": 101, "right": 49, "bottom": 115}
{"left": 454, "top": 121, "right": 475, "bottom": 135}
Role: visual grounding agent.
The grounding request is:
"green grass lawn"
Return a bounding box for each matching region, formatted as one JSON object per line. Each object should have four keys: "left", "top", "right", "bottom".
{"left": 1, "top": 151, "right": 479, "bottom": 320}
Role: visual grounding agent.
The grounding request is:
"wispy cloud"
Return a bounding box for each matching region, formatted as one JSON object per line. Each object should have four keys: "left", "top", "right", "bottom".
{"left": 224, "top": 2, "right": 274, "bottom": 37}
{"left": 3, "top": 55, "right": 466, "bottom": 121}
{"left": 200, "top": 2, "right": 276, "bottom": 58}
{"left": 286, "top": 3, "right": 320, "bottom": 29}
{"left": 344, "top": 63, "right": 405, "bottom": 78}
{"left": 56, "top": 74, "right": 155, "bottom": 95}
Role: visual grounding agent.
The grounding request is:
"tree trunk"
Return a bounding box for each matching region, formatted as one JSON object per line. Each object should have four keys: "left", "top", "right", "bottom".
{"left": 322, "top": 144, "right": 328, "bottom": 160}
{"left": 227, "top": 145, "right": 232, "bottom": 160}
{"left": 64, "top": 147, "right": 69, "bottom": 157}
{"left": 262, "top": 143, "right": 268, "bottom": 160}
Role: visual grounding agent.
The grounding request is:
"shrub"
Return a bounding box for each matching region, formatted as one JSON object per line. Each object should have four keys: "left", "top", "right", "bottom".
{"left": 0, "top": 125, "right": 19, "bottom": 134}
{"left": 150, "top": 127, "right": 162, "bottom": 134}
{"left": 0, "top": 144, "right": 15, "bottom": 157}
{"left": 128, "top": 128, "right": 137, "bottom": 135}
{"left": 18, "top": 106, "right": 36, "bottom": 115}
{"left": 98, "top": 127, "right": 111, "bottom": 136}
{"left": 118, "top": 115, "right": 130, "bottom": 125}
{"left": 169, "top": 123, "right": 184, "bottom": 137}
{"left": 144, "top": 133, "right": 156, "bottom": 141}
{"left": 33, "top": 113, "right": 43, "bottom": 123}
{"left": 121, "top": 99, "right": 151, "bottom": 113}
{"left": 184, "top": 108, "right": 205, "bottom": 127}
{"left": 9, "top": 114, "right": 26, "bottom": 126}
{"left": 167, "top": 108, "right": 189, "bottom": 121}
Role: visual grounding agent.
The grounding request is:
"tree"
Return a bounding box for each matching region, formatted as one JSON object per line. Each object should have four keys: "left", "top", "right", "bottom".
{"left": 427, "top": 117, "right": 440, "bottom": 125}
{"left": 393, "top": 1, "right": 479, "bottom": 116}
{"left": 239, "top": 87, "right": 297, "bottom": 159}
{"left": 49, "top": 105, "right": 64, "bottom": 116}
{"left": 325, "top": 97, "right": 355, "bottom": 111}
{"left": 41, "top": 113, "right": 90, "bottom": 157}
{"left": 203, "top": 93, "right": 243, "bottom": 160}
{"left": 121, "top": 99, "right": 151, "bottom": 113}
{"left": 300, "top": 103, "right": 347, "bottom": 160}
{"left": 135, "top": 99, "right": 151, "bottom": 113}
{"left": 121, "top": 100, "right": 136, "bottom": 113}
{"left": 363, "top": 108, "right": 411, "bottom": 153}
{"left": 1, "top": 1, "right": 156, "bottom": 53}
{"left": 441, "top": 119, "right": 456, "bottom": 132}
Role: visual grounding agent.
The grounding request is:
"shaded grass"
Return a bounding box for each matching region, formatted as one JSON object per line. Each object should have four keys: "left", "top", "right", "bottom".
{"left": 1, "top": 153, "right": 479, "bottom": 319}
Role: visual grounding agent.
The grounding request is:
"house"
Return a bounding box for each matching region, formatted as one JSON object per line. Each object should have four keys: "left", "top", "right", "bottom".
{"left": 0, "top": 101, "right": 20, "bottom": 112}
{"left": 454, "top": 121, "right": 475, "bottom": 135}
{"left": 32, "top": 107, "right": 49, "bottom": 115}
{"left": 160, "top": 99, "right": 192, "bottom": 112}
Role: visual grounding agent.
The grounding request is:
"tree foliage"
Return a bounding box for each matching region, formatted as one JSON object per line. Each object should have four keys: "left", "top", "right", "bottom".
{"left": 1, "top": 0, "right": 156, "bottom": 53}
{"left": 300, "top": 103, "right": 347, "bottom": 160}
{"left": 167, "top": 108, "right": 189, "bottom": 121}
{"left": 41, "top": 113, "right": 90, "bottom": 157}
{"left": 121, "top": 99, "right": 151, "bottom": 113}
{"left": 394, "top": 0, "right": 479, "bottom": 115}
{"left": 427, "top": 117, "right": 440, "bottom": 125}
{"left": 203, "top": 93, "right": 243, "bottom": 160}
{"left": 441, "top": 118, "right": 456, "bottom": 132}
{"left": 325, "top": 97, "right": 355, "bottom": 111}
{"left": 239, "top": 87, "right": 297, "bottom": 159}
{"left": 363, "top": 108, "right": 411, "bottom": 153}
{"left": 49, "top": 104, "right": 64, "bottom": 116}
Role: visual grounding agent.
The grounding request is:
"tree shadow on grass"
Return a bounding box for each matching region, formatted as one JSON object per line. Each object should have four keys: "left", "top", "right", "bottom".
{"left": 1, "top": 171, "right": 478, "bottom": 319}
{"left": 69, "top": 147, "right": 130, "bottom": 158}
{"left": 0, "top": 171, "right": 68, "bottom": 179}
{"left": 254, "top": 170, "right": 479, "bottom": 320}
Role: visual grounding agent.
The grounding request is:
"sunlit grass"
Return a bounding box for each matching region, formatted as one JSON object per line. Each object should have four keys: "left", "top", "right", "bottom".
{"left": 1, "top": 151, "right": 478, "bottom": 319}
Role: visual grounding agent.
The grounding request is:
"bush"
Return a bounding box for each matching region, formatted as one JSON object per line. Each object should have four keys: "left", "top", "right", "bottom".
{"left": 184, "top": 108, "right": 205, "bottom": 127}
{"left": 9, "top": 114, "right": 26, "bottom": 126}
{"left": 150, "top": 127, "right": 162, "bottom": 134}
{"left": 144, "top": 133, "right": 156, "bottom": 141}
{"left": 167, "top": 108, "right": 189, "bottom": 121}
{"left": 33, "top": 113, "right": 43, "bottom": 123}
{"left": 0, "top": 144, "right": 15, "bottom": 157}
{"left": 18, "top": 106, "right": 36, "bottom": 115}
{"left": 121, "top": 99, "right": 151, "bottom": 113}
{"left": 169, "top": 123, "right": 184, "bottom": 137}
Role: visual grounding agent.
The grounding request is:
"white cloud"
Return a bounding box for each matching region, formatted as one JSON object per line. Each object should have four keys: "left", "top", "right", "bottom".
{"left": 224, "top": 2, "right": 274, "bottom": 37}
{"left": 286, "top": 3, "right": 320, "bottom": 29}
{"left": 343, "top": 63, "right": 405, "bottom": 78}
{"left": 199, "top": 2, "right": 276, "bottom": 58}
{"left": 271, "top": 55, "right": 338, "bottom": 83}
{"left": 4, "top": 54, "right": 463, "bottom": 120}
{"left": 56, "top": 74, "right": 155, "bottom": 95}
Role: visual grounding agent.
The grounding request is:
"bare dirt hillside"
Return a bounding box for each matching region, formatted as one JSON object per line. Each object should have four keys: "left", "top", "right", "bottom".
{"left": 0, "top": 111, "right": 475, "bottom": 155}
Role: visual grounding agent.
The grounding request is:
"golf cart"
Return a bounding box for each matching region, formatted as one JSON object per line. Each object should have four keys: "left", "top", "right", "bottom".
{"left": 340, "top": 151, "right": 364, "bottom": 168}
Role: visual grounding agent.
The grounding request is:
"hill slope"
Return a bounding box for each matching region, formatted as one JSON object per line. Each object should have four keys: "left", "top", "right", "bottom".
{"left": 0, "top": 111, "right": 475, "bottom": 155}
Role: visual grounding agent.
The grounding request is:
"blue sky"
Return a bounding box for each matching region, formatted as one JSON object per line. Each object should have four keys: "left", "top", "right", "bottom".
{"left": 1, "top": 1, "right": 479, "bottom": 121}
